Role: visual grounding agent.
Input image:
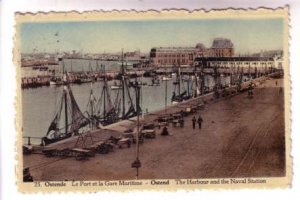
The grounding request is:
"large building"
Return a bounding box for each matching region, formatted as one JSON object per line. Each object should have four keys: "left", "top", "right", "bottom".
{"left": 149, "top": 38, "right": 234, "bottom": 67}
{"left": 194, "top": 57, "right": 276, "bottom": 69}
{"left": 208, "top": 38, "right": 234, "bottom": 57}
{"left": 149, "top": 47, "right": 196, "bottom": 66}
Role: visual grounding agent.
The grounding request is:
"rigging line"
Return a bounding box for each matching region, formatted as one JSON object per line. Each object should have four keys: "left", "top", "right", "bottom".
{"left": 28, "top": 157, "right": 68, "bottom": 171}
{"left": 53, "top": 86, "right": 59, "bottom": 118}
{"left": 124, "top": 80, "right": 135, "bottom": 108}
{"left": 52, "top": 90, "right": 64, "bottom": 121}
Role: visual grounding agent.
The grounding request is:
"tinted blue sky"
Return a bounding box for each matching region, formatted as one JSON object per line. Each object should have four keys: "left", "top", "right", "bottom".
{"left": 20, "top": 18, "right": 284, "bottom": 54}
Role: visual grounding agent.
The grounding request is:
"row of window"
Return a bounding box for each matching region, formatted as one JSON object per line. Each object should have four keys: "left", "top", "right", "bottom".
{"left": 156, "top": 53, "right": 192, "bottom": 58}
{"left": 208, "top": 61, "right": 273, "bottom": 65}
{"left": 157, "top": 59, "right": 189, "bottom": 64}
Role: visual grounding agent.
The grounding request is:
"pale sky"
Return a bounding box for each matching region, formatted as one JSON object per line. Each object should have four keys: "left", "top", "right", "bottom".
{"left": 20, "top": 18, "right": 284, "bottom": 54}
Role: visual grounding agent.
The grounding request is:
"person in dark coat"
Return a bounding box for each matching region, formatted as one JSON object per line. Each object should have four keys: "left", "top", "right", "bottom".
{"left": 180, "top": 110, "right": 184, "bottom": 117}
{"left": 197, "top": 116, "right": 203, "bottom": 129}
{"left": 179, "top": 118, "right": 184, "bottom": 128}
{"left": 192, "top": 116, "right": 196, "bottom": 129}
{"left": 161, "top": 126, "right": 169, "bottom": 136}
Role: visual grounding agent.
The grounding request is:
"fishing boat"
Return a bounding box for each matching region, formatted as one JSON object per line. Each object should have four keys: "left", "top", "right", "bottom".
{"left": 80, "top": 76, "right": 93, "bottom": 83}
{"left": 49, "top": 65, "right": 63, "bottom": 85}
{"left": 149, "top": 75, "right": 160, "bottom": 86}
{"left": 171, "top": 91, "right": 187, "bottom": 104}
{"left": 42, "top": 60, "right": 90, "bottom": 145}
{"left": 110, "top": 85, "right": 122, "bottom": 90}
{"left": 90, "top": 63, "right": 120, "bottom": 126}
{"left": 128, "top": 80, "right": 147, "bottom": 87}
{"left": 49, "top": 77, "right": 63, "bottom": 85}
{"left": 191, "top": 69, "right": 203, "bottom": 97}
{"left": 111, "top": 81, "right": 122, "bottom": 90}
{"left": 116, "top": 51, "right": 141, "bottom": 120}
{"left": 162, "top": 76, "right": 172, "bottom": 81}
{"left": 91, "top": 52, "right": 141, "bottom": 127}
{"left": 171, "top": 65, "right": 192, "bottom": 104}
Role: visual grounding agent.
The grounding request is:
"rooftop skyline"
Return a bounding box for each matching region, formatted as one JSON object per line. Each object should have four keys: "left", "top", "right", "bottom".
{"left": 20, "top": 18, "right": 284, "bottom": 54}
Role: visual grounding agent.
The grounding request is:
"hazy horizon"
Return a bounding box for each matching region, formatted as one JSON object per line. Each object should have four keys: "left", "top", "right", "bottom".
{"left": 20, "top": 18, "right": 284, "bottom": 55}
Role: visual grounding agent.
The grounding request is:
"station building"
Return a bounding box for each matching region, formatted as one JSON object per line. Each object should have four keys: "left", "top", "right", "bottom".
{"left": 194, "top": 57, "right": 276, "bottom": 69}
{"left": 207, "top": 38, "right": 234, "bottom": 57}
{"left": 149, "top": 38, "right": 234, "bottom": 67}
{"left": 149, "top": 47, "right": 196, "bottom": 67}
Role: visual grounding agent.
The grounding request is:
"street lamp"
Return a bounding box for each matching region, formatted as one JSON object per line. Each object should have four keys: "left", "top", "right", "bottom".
{"left": 131, "top": 80, "right": 142, "bottom": 179}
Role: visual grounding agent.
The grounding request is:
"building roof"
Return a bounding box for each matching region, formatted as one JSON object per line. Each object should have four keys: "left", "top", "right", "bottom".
{"left": 195, "top": 57, "right": 274, "bottom": 62}
{"left": 195, "top": 43, "right": 206, "bottom": 50}
{"left": 151, "top": 47, "right": 196, "bottom": 53}
{"left": 211, "top": 38, "right": 234, "bottom": 49}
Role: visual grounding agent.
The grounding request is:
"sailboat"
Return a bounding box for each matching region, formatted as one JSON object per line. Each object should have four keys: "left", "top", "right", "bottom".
{"left": 117, "top": 51, "right": 141, "bottom": 120}
{"left": 110, "top": 81, "right": 122, "bottom": 90}
{"left": 171, "top": 65, "right": 191, "bottom": 104}
{"left": 42, "top": 60, "right": 90, "bottom": 145}
{"left": 191, "top": 74, "right": 201, "bottom": 97}
{"left": 49, "top": 77, "right": 63, "bottom": 85}
{"left": 149, "top": 75, "right": 160, "bottom": 86}
{"left": 75, "top": 60, "right": 93, "bottom": 84}
{"left": 49, "top": 66, "right": 63, "bottom": 85}
{"left": 162, "top": 69, "right": 172, "bottom": 81}
{"left": 92, "top": 64, "right": 119, "bottom": 126}
{"left": 92, "top": 52, "right": 140, "bottom": 127}
{"left": 162, "top": 76, "right": 172, "bottom": 81}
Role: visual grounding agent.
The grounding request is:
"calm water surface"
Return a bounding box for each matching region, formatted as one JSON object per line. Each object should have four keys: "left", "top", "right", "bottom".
{"left": 22, "top": 59, "right": 241, "bottom": 142}
{"left": 22, "top": 77, "right": 175, "bottom": 138}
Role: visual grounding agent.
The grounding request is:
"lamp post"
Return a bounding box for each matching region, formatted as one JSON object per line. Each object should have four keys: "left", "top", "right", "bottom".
{"left": 131, "top": 81, "right": 141, "bottom": 179}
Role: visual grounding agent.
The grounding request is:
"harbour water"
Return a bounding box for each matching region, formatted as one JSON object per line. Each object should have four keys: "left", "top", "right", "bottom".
{"left": 21, "top": 59, "right": 247, "bottom": 141}
{"left": 22, "top": 77, "right": 171, "bottom": 139}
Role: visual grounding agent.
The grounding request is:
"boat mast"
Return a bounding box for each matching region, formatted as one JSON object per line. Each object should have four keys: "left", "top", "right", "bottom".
{"left": 178, "top": 64, "right": 181, "bottom": 95}
{"left": 187, "top": 75, "right": 190, "bottom": 97}
{"left": 165, "top": 74, "right": 167, "bottom": 113}
{"left": 248, "top": 63, "right": 251, "bottom": 79}
{"left": 136, "top": 84, "right": 140, "bottom": 178}
{"left": 89, "top": 82, "right": 94, "bottom": 129}
{"left": 140, "top": 73, "right": 144, "bottom": 118}
{"left": 121, "top": 49, "right": 126, "bottom": 118}
{"left": 201, "top": 62, "right": 205, "bottom": 95}
{"left": 102, "top": 64, "right": 107, "bottom": 119}
{"left": 194, "top": 64, "right": 198, "bottom": 97}
{"left": 62, "top": 59, "right": 68, "bottom": 135}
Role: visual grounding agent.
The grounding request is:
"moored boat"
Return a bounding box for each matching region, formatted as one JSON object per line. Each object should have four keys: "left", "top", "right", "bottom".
{"left": 42, "top": 60, "right": 90, "bottom": 145}
{"left": 49, "top": 78, "right": 63, "bottom": 85}
{"left": 111, "top": 85, "right": 122, "bottom": 90}
{"left": 162, "top": 76, "right": 172, "bottom": 81}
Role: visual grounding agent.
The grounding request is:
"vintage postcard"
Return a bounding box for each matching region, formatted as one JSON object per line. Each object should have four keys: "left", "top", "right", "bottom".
{"left": 15, "top": 8, "right": 290, "bottom": 192}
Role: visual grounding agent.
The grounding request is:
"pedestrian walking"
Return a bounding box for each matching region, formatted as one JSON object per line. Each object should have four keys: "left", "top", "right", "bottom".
{"left": 161, "top": 126, "right": 169, "bottom": 136}
{"left": 197, "top": 116, "right": 203, "bottom": 129}
{"left": 192, "top": 116, "right": 196, "bottom": 129}
{"left": 180, "top": 110, "right": 184, "bottom": 117}
{"left": 180, "top": 118, "right": 184, "bottom": 128}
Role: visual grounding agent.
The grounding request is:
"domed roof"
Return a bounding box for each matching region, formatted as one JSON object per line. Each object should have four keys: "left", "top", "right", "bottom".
{"left": 195, "top": 43, "right": 206, "bottom": 50}
{"left": 211, "top": 38, "right": 234, "bottom": 49}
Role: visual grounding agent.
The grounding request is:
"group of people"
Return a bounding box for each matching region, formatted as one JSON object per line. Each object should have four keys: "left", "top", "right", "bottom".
{"left": 160, "top": 112, "right": 204, "bottom": 136}
{"left": 192, "top": 116, "right": 203, "bottom": 130}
